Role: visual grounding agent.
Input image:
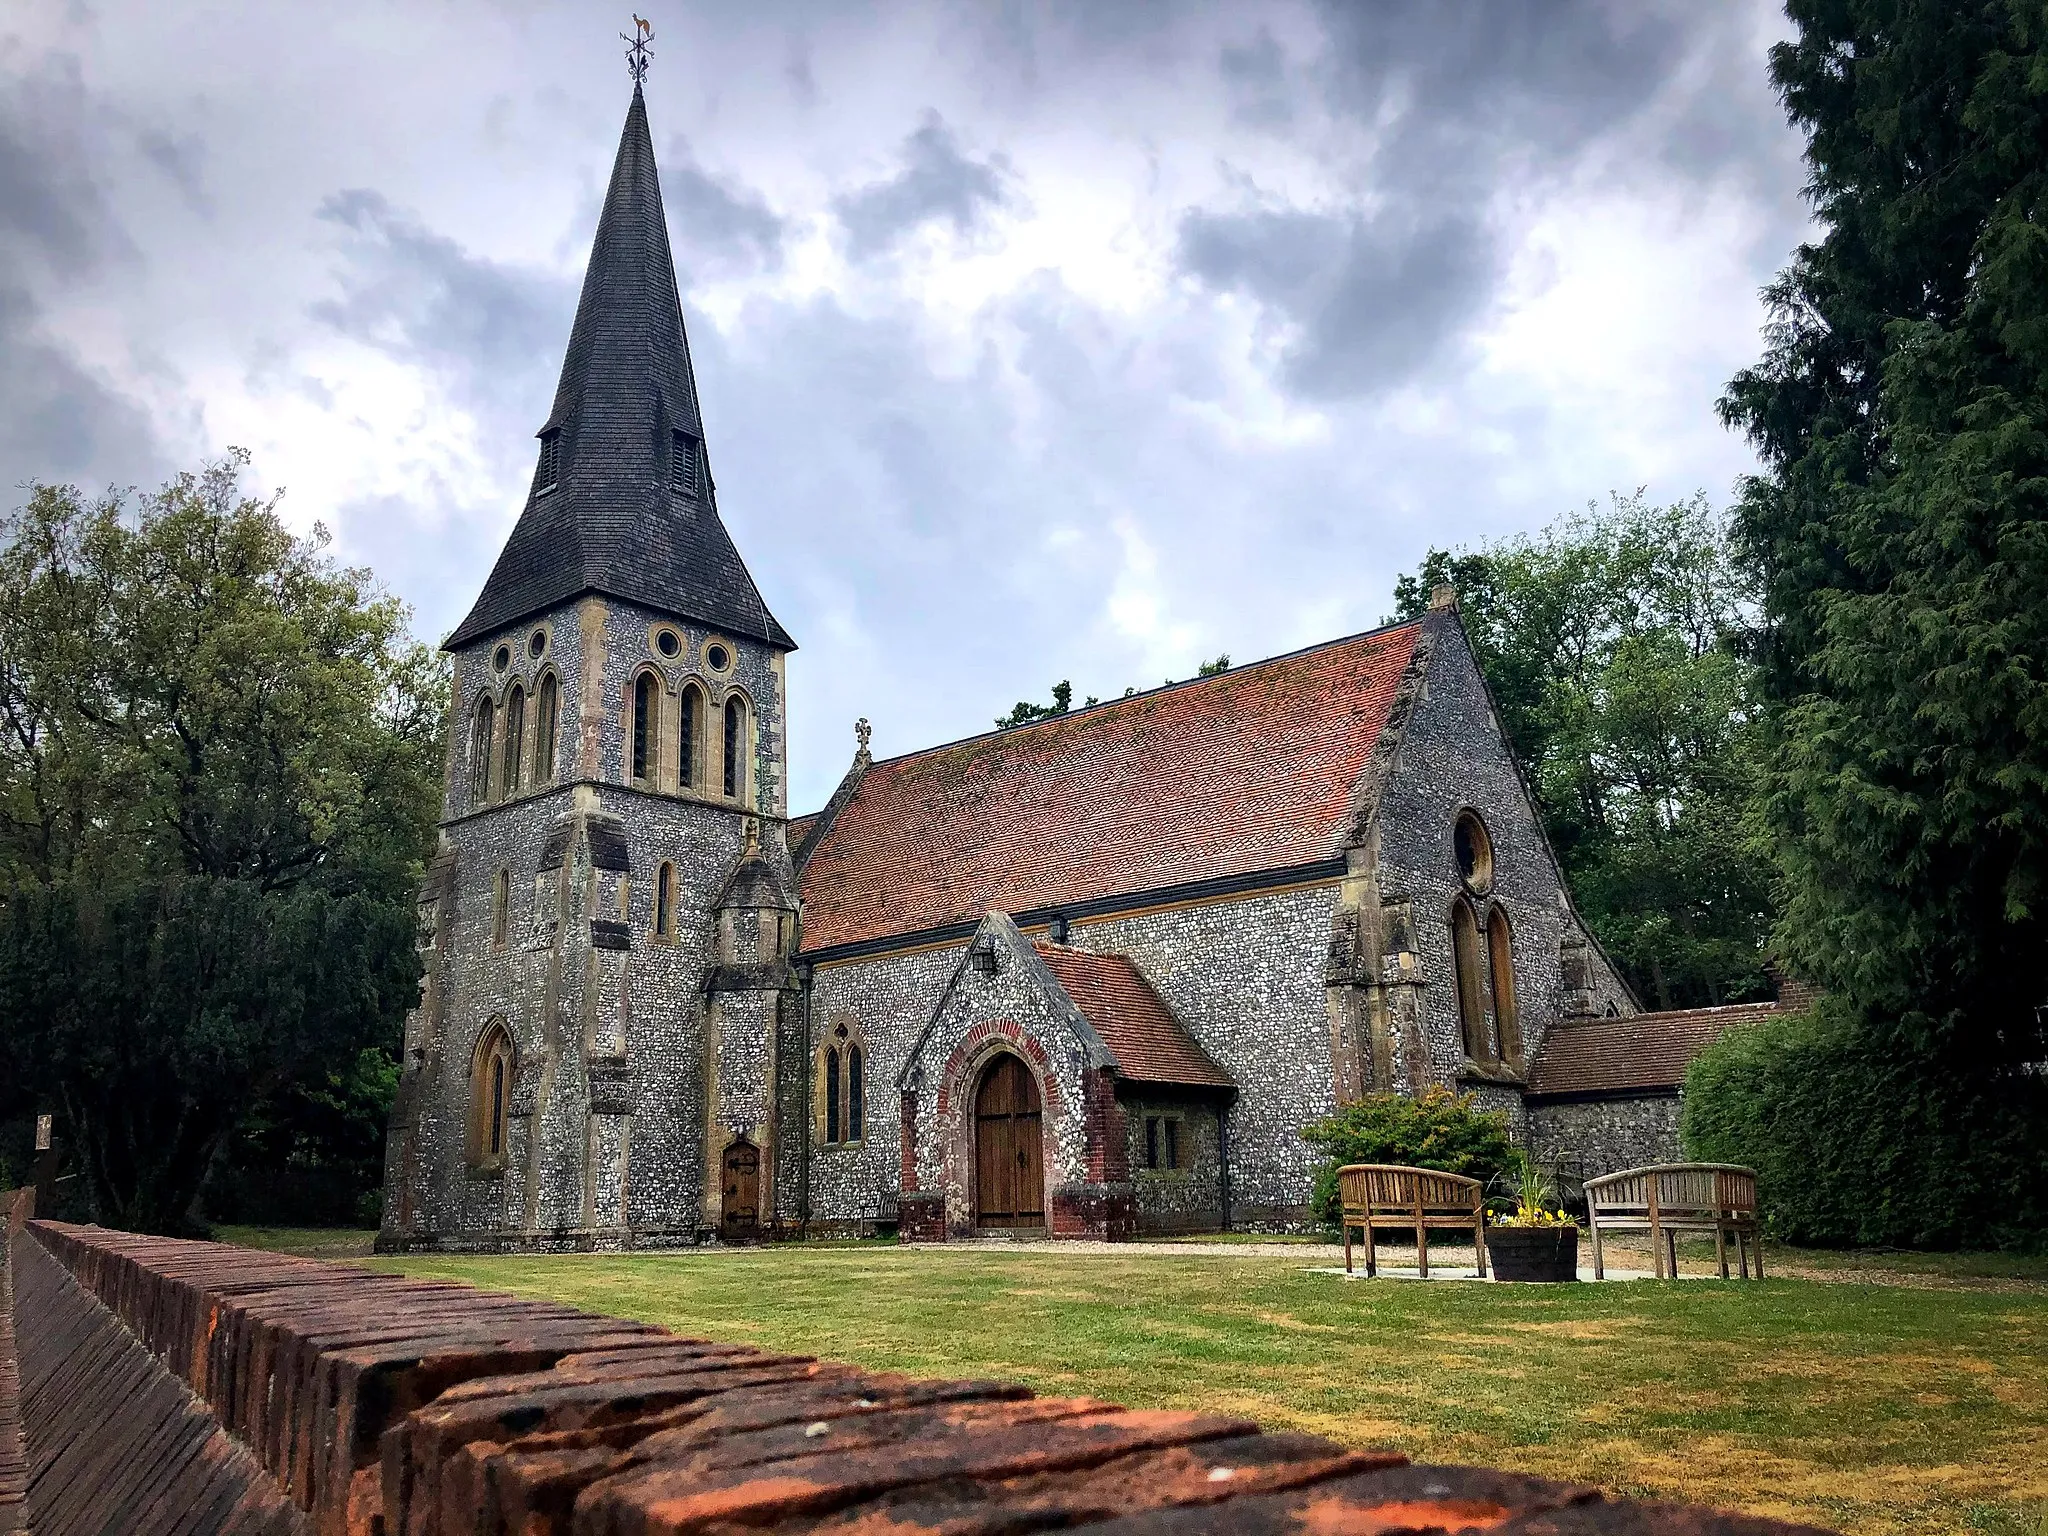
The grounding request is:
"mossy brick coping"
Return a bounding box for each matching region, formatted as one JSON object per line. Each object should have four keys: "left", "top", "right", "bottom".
{"left": 5, "top": 1219, "right": 1833, "bottom": 1536}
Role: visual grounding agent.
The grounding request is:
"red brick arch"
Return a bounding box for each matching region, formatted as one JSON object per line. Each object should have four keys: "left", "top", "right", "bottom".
{"left": 929, "top": 1020, "right": 1066, "bottom": 1235}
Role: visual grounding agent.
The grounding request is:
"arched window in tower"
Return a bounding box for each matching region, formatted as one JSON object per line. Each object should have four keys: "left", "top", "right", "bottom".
{"left": 631, "top": 672, "right": 657, "bottom": 785}
{"left": 468, "top": 1020, "right": 514, "bottom": 1167}
{"left": 654, "top": 861, "right": 675, "bottom": 940}
{"left": 471, "top": 694, "right": 495, "bottom": 803}
{"left": 533, "top": 673, "right": 559, "bottom": 784}
{"left": 1489, "top": 906, "right": 1520, "bottom": 1066}
{"left": 723, "top": 696, "right": 745, "bottom": 800}
{"left": 501, "top": 684, "right": 526, "bottom": 795}
{"left": 1451, "top": 898, "right": 1491, "bottom": 1062}
{"left": 823, "top": 1046, "right": 841, "bottom": 1144}
{"left": 846, "top": 1042, "right": 865, "bottom": 1142}
{"left": 492, "top": 868, "right": 511, "bottom": 949}
{"left": 679, "top": 683, "right": 704, "bottom": 790}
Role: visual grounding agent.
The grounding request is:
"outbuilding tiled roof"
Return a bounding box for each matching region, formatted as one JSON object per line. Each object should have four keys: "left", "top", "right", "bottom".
{"left": 1527, "top": 1002, "right": 1779, "bottom": 1097}
{"left": 446, "top": 85, "right": 792, "bottom": 653}
{"left": 1033, "top": 943, "right": 1233, "bottom": 1090}
{"left": 796, "top": 622, "right": 1424, "bottom": 952}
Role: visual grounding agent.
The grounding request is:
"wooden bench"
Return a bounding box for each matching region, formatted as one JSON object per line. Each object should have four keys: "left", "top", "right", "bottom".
{"left": 1586, "top": 1163, "right": 1761, "bottom": 1279}
{"left": 1336, "top": 1164, "right": 1487, "bottom": 1278}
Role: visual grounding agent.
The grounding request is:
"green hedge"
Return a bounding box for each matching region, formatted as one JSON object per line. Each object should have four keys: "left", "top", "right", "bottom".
{"left": 1300, "top": 1087, "right": 1513, "bottom": 1227}
{"left": 1682, "top": 998, "right": 2048, "bottom": 1252}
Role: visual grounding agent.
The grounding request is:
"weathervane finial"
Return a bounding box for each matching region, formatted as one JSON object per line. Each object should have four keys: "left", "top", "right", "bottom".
{"left": 623, "top": 15, "right": 653, "bottom": 84}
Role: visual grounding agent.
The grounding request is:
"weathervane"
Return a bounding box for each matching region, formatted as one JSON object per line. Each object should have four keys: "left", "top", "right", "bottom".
{"left": 623, "top": 14, "right": 653, "bottom": 84}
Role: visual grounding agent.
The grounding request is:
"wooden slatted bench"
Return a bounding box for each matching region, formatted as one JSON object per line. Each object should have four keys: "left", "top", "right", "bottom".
{"left": 1336, "top": 1164, "right": 1488, "bottom": 1278}
{"left": 1586, "top": 1163, "right": 1761, "bottom": 1279}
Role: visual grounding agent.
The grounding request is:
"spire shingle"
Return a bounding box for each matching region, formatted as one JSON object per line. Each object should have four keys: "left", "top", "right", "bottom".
{"left": 446, "top": 84, "right": 793, "bottom": 652}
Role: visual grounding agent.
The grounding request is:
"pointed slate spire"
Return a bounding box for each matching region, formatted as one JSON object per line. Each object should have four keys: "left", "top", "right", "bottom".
{"left": 447, "top": 83, "right": 793, "bottom": 652}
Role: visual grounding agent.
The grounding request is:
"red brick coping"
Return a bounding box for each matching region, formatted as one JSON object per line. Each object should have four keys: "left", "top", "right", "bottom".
{"left": 8, "top": 1218, "right": 1831, "bottom": 1536}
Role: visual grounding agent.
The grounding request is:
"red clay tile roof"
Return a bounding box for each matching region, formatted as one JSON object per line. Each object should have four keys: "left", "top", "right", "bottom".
{"left": 1528, "top": 1003, "right": 1780, "bottom": 1097}
{"left": 786, "top": 813, "right": 817, "bottom": 851}
{"left": 1033, "top": 943, "right": 1234, "bottom": 1090}
{"left": 796, "top": 622, "right": 1424, "bottom": 951}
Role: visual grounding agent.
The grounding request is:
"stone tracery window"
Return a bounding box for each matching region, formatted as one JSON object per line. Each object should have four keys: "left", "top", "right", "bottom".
{"left": 533, "top": 672, "right": 559, "bottom": 784}
{"left": 817, "top": 1022, "right": 865, "bottom": 1146}
{"left": 1451, "top": 897, "right": 1490, "bottom": 1061}
{"left": 502, "top": 683, "right": 526, "bottom": 794}
{"left": 679, "top": 682, "right": 704, "bottom": 790}
{"left": 468, "top": 1019, "right": 514, "bottom": 1168}
{"left": 654, "top": 861, "right": 676, "bottom": 940}
{"left": 723, "top": 696, "right": 746, "bottom": 800}
{"left": 492, "top": 868, "right": 511, "bottom": 949}
{"left": 631, "top": 672, "right": 658, "bottom": 785}
{"left": 471, "top": 693, "right": 495, "bottom": 803}
{"left": 1489, "top": 905, "right": 1521, "bottom": 1065}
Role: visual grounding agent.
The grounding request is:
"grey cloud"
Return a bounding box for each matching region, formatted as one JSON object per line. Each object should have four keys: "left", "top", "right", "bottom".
{"left": 0, "top": 285, "right": 162, "bottom": 494}
{"left": 832, "top": 111, "right": 1012, "bottom": 259}
{"left": 312, "top": 189, "right": 574, "bottom": 431}
{"left": 1177, "top": 206, "right": 1493, "bottom": 396}
{"left": 1175, "top": 2, "right": 1778, "bottom": 400}
{"left": 137, "top": 127, "right": 211, "bottom": 215}
{"left": 0, "top": 57, "right": 120, "bottom": 271}
{"left": 661, "top": 140, "right": 786, "bottom": 275}
{"left": 0, "top": 55, "right": 163, "bottom": 495}
{"left": 1219, "top": 28, "right": 1293, "bottom": 131}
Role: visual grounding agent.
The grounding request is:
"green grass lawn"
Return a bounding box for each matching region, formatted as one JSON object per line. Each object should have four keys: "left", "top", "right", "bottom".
{"left": 333, "top": 1241, "right": 2048, "bottom": 1536}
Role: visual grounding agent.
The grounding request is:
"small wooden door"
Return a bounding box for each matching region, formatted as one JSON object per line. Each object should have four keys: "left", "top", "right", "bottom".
{"left": 974, "top": 1054, "right": 1045, "bottom": 1228}
{"left": 720, "top": 1138, "right": 760, "bottom": 1240}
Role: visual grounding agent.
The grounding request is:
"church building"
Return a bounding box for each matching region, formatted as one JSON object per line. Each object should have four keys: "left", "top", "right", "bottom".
{"left": 379, "top": 80, "right": 1766, "bottom": 1253}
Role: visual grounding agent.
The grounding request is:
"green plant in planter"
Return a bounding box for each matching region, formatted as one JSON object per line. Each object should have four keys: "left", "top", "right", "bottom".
{"left": 1488, "top": 1150, "right": 1577, "bottom": 1228}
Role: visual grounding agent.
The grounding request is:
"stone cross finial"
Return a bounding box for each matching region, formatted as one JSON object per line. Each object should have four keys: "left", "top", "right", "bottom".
{"left": 855, "top": 717, "right": 872, "bottom": 762}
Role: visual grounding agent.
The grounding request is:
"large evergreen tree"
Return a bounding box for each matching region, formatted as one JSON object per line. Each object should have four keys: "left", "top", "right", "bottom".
{"left": 1694, "top": 1, "right": 2048, "bottom": 1247}
{"left": 0, "top": 455, "right": 444, "bottom": 1233}
{"left": 1719, "top": 2, "right": 2048, "bottom": 1062}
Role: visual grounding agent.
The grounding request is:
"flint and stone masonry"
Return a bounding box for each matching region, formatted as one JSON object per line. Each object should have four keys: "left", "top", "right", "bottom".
{"left": 382, "top": 79, "right": 1735, "bottom": 1255}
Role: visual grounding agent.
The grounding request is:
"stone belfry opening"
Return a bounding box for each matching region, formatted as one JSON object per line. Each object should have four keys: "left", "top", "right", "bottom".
{"left": 382, "top": 29, "right": 798, "bottom": 1254}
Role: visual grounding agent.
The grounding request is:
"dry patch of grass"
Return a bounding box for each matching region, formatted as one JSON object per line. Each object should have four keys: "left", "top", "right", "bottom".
{"left": 343, "top": 1244, "right": 2043, "bottom": 1536}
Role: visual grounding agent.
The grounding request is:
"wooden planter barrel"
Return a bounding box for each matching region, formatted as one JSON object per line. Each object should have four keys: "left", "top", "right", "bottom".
{"left": 1488, "top": 1224, "right": 1580, "bottom": 1282}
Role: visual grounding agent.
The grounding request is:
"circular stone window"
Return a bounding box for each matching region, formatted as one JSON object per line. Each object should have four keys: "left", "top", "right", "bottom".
{"left": 1454, "top": 810, "right": 1494, "bottom": 892}
{"left": 527, "top": 627, "right": 548, "bottom": 660}
{"left": 491, "top": 643, "right": 512, "bottom": 674}
{"left": 704, "top": 641, "right": 731, "bottom": 673}
{"left": 655, "top": 628, "right": 682, "bottom": 659}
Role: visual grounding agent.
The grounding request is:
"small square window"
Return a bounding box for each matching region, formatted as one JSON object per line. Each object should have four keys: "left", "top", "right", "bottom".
{"left": 671, "top": 429, "right": 701, "bottom": 495}
{"left": 536, "top": 430, "right": 562, "bottom": 493}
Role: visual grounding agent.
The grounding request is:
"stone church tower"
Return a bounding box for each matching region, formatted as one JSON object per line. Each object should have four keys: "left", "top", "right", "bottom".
{"left": 382, "top": 81, "right": 799, "bottom": 1250}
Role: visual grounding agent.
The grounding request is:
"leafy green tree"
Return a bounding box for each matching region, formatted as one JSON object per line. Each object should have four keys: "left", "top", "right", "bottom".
{"left": 995, "top": 680, "right": 1072, "bottom": 730}
{"left": 0, "top": 455, "right": 444, "bottom": 1233}
{"left": 1394, "top": 493, "right": 1773, "bottom": 1008}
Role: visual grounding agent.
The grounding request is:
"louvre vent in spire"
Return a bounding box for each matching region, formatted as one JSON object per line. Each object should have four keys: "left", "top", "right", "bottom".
{"left": 671, "top": 429, "right": 701, "bottom": 496}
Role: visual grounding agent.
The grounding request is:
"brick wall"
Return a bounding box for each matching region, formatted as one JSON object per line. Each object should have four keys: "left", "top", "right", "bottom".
{"left": 3, "top": 1220, "right": 1830, "bottom": 1535}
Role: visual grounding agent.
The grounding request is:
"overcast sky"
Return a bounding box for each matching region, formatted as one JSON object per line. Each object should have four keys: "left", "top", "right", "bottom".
{"left": 2, "top": 1, "right": 1806, "bottom": 812}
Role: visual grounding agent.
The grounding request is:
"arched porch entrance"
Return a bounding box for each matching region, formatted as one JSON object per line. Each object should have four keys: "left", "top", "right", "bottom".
{"left": 973, "top": 1053, "right": 1045, "bottom": 1229}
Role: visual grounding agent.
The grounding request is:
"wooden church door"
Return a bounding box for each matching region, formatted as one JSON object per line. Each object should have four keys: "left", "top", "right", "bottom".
{"left": 720, "top": 1137, "right": 760, "bottom": 1241}
{"left": 974, "top": 1054, "right": 1044, "bottom": 1228}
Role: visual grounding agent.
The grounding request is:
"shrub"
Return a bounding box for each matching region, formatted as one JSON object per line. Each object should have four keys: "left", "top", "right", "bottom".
{"left": 1300, "top": 1088, "right": 1514, "bottom": 1227}
{"left": 1682, "top": 998, "right": 2048, "bottom": 1252}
